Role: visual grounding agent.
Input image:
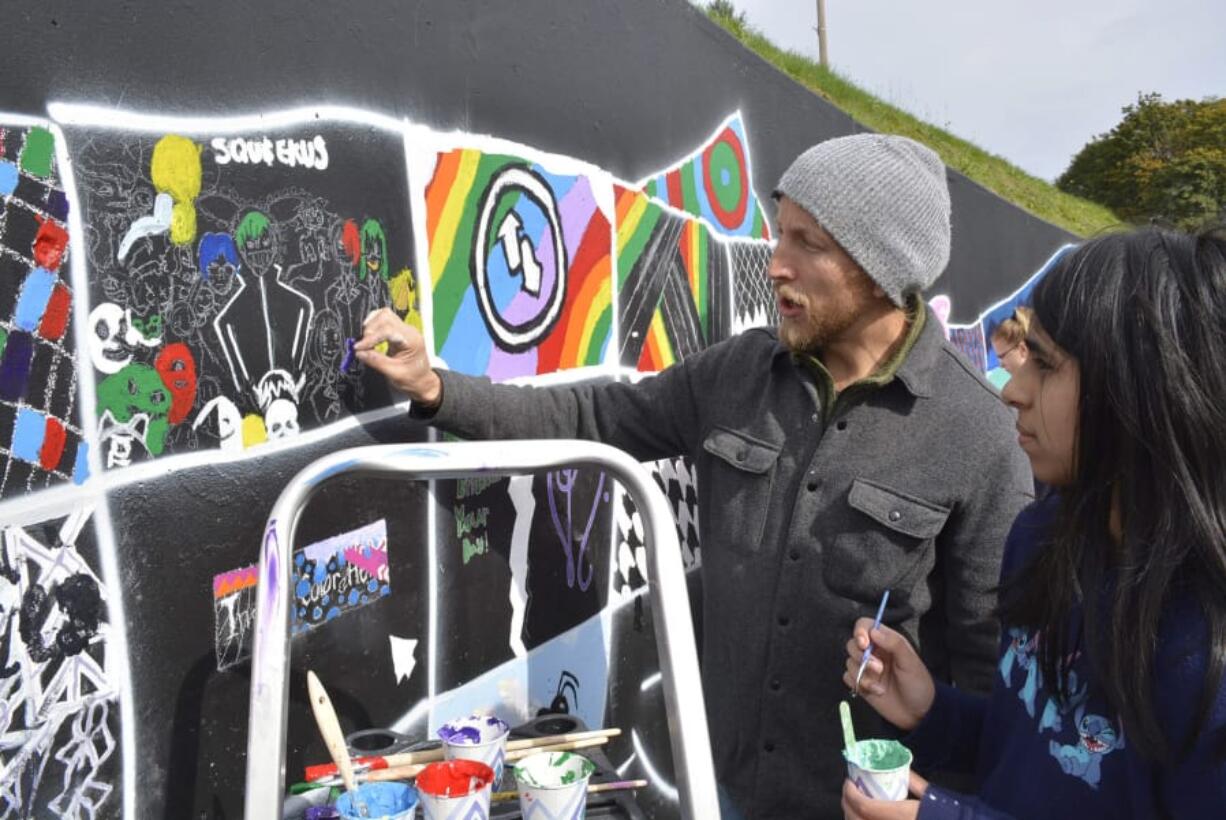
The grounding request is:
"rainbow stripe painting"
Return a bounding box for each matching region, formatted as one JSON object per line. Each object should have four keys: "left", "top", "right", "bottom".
{"left": 640, "top": 112, "right": 770, "bottom": 241}
{"left": 614, "top": 185, "right": 730, "bottom": 372}
{"left": 425, "top": 149, "right": 613, "bottom": 381}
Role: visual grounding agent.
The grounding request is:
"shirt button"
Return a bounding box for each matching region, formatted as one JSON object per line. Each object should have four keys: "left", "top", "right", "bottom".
{"left": 777, "top": 615, "right": 790, "bottom": 627}
{"left": 810, "top": 413, "right": 819, "bottom": 423}
{"left": 769, "top": 677, "right": 782, "bottom": 691}
{"left": 736, "top": 448, "right": 747, "bottom": 462}
{"left": 836, "top": 420, "right": 848, "bottom": 431}
{"left": 888, "top": 510, "right": 902, "bottom": 522}
{"left": 763, "top": 741, "right": 775, "bottom": 753}
{"left": 789, "top": 550, "right": 801, "bottom": 561}
{"left": 806, "top": 481, "right": 818, "bottom": 492}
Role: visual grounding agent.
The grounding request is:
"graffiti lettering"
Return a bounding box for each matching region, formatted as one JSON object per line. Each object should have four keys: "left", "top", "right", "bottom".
{"left": 210, "top": 135, "right": 330, "bottom": 170}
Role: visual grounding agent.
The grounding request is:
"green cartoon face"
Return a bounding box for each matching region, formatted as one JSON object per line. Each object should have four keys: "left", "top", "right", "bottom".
{"left": 96, "top": 363, "right": 172, "bottom": 454}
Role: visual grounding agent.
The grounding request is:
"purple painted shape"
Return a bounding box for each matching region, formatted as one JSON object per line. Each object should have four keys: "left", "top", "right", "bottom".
{"left": 0, "top": 330, "right": 35, "bottom": 402}
{"left": 547, "top": 469, "right": 605, "bottom": 591}
{"left": 45, "top": 190, "right": 70, "bottom": 222}
{"left": 262, "top": 521, "right": 281, "bottom": 630}
{"left": 558, "top": 176, "right": 596, "bottom": 258}
{"left": 339, "top": 337, "right": 357, "bottom": 374}
{"left": 484, "top": 345, "right": 536, "bottom": 381}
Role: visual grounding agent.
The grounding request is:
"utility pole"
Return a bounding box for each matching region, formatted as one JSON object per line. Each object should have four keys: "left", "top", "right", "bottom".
{"left": 816, "top": 0, "right": 829, "bottom": 67}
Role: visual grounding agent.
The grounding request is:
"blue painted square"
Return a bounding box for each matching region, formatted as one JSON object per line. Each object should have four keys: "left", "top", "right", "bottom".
{"left": 73, "top": 441, "right": 90, "bottom": 485}
{"left": 14, "top": 268, "right": 56, "bottom": 332}
{"left": 0, "top": 161, "right": 17, "bottom": 196}
{"left": 12, "top": 406, "right": 47, "bottom": 463}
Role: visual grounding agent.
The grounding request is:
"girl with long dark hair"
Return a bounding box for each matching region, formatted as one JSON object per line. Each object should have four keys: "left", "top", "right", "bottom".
{"left": 840, "top": 225, "right": 1226, "bottom": 819}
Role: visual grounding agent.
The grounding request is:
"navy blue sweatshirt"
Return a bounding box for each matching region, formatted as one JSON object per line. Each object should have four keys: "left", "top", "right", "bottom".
{"left": 906, "top": 496, "right": 1226, "bottom": 818}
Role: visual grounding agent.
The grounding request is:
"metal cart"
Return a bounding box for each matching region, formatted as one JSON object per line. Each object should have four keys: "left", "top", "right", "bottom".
{"left": 242, "top": 440, "right": 719, "bottom": 818}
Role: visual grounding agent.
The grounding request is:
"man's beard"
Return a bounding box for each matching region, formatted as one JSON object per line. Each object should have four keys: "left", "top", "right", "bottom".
{"left": 776, "top": 284, "right": 862, "bottom": 353}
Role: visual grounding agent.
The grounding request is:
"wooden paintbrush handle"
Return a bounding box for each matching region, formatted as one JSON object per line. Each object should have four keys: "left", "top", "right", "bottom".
{"left": 306, "top": 671, "right": 358, "bottom": 793}
{"left": 365, "top": 735, "right": 610, "bottom": 782}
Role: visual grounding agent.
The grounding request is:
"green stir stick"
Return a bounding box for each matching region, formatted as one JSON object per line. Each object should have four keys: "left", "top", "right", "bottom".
{"left": 839, "top": 700, "right": 858, "bottom": 757}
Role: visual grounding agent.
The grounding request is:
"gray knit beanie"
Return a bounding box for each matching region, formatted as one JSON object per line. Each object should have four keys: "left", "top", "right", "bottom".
{"left": 775, "top": 133, "right": 951, "bottom": 306}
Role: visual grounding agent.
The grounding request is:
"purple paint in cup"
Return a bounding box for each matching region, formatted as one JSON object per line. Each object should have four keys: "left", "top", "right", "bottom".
{"left": 438, "top": 714, "right": 511, "bottom": 783}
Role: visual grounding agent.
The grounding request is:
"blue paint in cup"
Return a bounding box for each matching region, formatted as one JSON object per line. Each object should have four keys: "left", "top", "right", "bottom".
{"left": 335, "top": 782, "right": 418, "bottom": 820}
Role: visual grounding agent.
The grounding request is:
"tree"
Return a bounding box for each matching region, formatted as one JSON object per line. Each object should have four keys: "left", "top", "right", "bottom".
{"left": 705, "top": 0, "right": 748, "bottom": 31}
{"left": 1057, "top": 93, "right": 1226, "bottom": 230}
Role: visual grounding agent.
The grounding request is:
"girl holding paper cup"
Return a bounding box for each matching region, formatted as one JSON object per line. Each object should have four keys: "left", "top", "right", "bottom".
{"left": 840, "top": 225, "right": 1226, "bottom": 819}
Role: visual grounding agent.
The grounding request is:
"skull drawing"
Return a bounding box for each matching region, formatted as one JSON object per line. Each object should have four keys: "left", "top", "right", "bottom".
{"left": 264, "top": 398, "right": 300, "bottom": 440}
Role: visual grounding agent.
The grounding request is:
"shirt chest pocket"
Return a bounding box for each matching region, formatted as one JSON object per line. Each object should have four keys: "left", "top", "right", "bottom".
{"left": 701, "top": 426, "right": 781, "bottom": 554}
{"left": 822, "top": 478, "right": 951, "bottom": 600}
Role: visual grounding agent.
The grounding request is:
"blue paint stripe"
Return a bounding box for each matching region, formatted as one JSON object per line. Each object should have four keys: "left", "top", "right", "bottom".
{"left": 73, "top": 441, "right": 90, "bottom": 485}
{"left": 12, "top": 407, "right": 46, "bottom": 463}
{"left": 0, "top": 161, "right": 17, "bottom": 196}
{"left": 14, "top": 267, "right": 57, "bottom": 332}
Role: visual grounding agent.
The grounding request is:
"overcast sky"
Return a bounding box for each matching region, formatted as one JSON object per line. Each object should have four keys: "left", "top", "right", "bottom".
{"left": 716, "top": 0, "right": 1224, "bottom": 181}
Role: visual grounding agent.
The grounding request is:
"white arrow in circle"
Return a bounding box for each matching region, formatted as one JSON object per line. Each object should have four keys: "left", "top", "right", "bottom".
{"left": 496, "top": 211, "right": 543, "bottom": 297}
{"left": 389, "top": 635, "right": 418, "bottom": 685}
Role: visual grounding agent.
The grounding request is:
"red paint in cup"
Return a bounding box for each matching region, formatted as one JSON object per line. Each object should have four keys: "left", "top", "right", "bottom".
{"left": 416, "top": 759, "right": 495, "bottom": 799}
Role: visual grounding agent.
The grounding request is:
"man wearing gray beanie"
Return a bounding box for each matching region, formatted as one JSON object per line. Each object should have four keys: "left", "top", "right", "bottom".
{"left": 357, "top": 133, "right": 1032, "bottom": 819}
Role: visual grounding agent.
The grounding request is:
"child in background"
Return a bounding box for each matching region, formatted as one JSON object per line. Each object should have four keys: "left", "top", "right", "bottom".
{"left": 840, "top": 225, "right": 1226, "bottom": 819}
{"left": 989, "top": 306, "right": 1032, "bottom": 375}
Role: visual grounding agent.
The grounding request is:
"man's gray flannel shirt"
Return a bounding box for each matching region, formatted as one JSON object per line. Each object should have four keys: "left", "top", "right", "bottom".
{"left": 415, "top": 305, "right": 1033, "bottom": 818}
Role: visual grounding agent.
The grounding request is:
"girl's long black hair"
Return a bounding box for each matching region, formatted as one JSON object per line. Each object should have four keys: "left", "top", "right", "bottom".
{"left": 1001, "top": 224, "right": 1226, "bottom": 763}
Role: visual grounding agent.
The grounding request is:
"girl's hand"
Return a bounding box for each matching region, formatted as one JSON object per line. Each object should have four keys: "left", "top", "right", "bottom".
{"left": 843, "top": 619, "right": 936, "bottom": 731}
{"left": 841, "top": 771, "right": 929, "bottom": 820}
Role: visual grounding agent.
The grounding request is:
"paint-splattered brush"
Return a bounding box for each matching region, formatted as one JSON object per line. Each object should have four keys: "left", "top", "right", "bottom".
{"left": 303, "top": 726, "right": 622, "bottom": 782}
{"left": 853, "top": 589, "right": 890, "bottom": 697}
{"left": 490, "top": 778, "right": 649, "bottom": 802}
{"left": 307, "top": 670, "right": 368, "bottom": 817}
{"left": 362, "top": 735, "right": 612, "bottom": 783}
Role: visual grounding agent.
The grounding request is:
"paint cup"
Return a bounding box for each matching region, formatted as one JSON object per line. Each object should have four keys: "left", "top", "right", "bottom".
{"left": 513, "top": 751, "right": 597, "bottom": 820}
{"left": 334, "top": 781, "right": 418, "bottom": 819}
{"left": 438, "top": 714, "right": 511, "bottom": 783}
{"left": 843, "top": 739, "right": 913, "bottom": 801}
{"left": 416, "top": 759, "right": 495, "bottom": 820}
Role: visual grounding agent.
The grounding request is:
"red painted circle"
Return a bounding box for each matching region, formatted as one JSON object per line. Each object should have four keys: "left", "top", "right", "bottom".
{"left": 701, "top": 127, "right": 749, "bottom": 230}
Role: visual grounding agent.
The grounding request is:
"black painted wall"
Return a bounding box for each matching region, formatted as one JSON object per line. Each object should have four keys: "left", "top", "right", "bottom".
{"left": 1, "top": 2, "right": 1073, "bottom": 817}
{"left": 2, "top": 0, "right": 1071, "bottom": 322}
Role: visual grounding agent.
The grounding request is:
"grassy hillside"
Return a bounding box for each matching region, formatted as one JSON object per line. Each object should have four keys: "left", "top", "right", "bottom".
{"left": 704, "top": 7, "right": 1120, "bottom": 237}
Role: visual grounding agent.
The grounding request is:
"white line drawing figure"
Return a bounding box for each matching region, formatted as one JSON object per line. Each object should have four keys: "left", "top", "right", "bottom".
{"left": 191, "top": 395, "right": 244, "bottom": 452}
{"left": 85, "top": 302, "right": 162, "bottom": 375}
{"left": 212, "top": 210, "right": 315, "bottom": 395}
{"left": 115, "top": 192, "right": 172, "bottom": 263}
{"left": 254, "top": 369, "right": 304, "bottom": 441}
{"left": 0, "top": 510, "right": 120, "bottom": 819}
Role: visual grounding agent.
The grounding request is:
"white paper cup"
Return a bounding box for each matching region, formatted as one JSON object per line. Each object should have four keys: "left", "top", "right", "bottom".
{"left": 416, "top": 760, "right": 495, "bottom": 820}
{"left": 844, "top": 739, "right": 913, "bottom": 801}
{"left": 438, "top": 714, "right": 511, "bottom": 783}
{"left": 334, "top": 782, "right": 418, "bottom": 819}
{"left": 513, "top": 751, "right": 596, "bottom": 820}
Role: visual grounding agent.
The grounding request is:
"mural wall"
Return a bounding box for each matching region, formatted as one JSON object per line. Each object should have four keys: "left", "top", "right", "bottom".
{"left": 1, "top": 1, "right": 1074, "bottom": 817}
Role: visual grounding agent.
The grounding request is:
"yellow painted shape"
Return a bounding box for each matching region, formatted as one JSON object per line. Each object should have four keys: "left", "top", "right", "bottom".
{"left": 389, "top": 268, "right": 416, "bottom": 312}
{"left": 151, "top": 134, "right": 203, "bottom": 244}
{"left": 242, "top": 413, "right": 267, "bottom": 448}
{"left": 170, "top": 202, "right": 197, "bottom": 246}
{"left": 616, "top": 192, "right": 649, "bottom": 256}
{"left": 429, "top": 149, "right": 481, "bottom": 288}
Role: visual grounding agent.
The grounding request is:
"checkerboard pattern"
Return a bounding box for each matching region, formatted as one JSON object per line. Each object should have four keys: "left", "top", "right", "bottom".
{"left": 0, "top": 125, "right": 87, "bottom": 497}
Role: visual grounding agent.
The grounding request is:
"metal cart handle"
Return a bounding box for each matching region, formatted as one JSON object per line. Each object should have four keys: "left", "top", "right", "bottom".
{"left": 244, "top": 440, "right": 719, "bottom": 818}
